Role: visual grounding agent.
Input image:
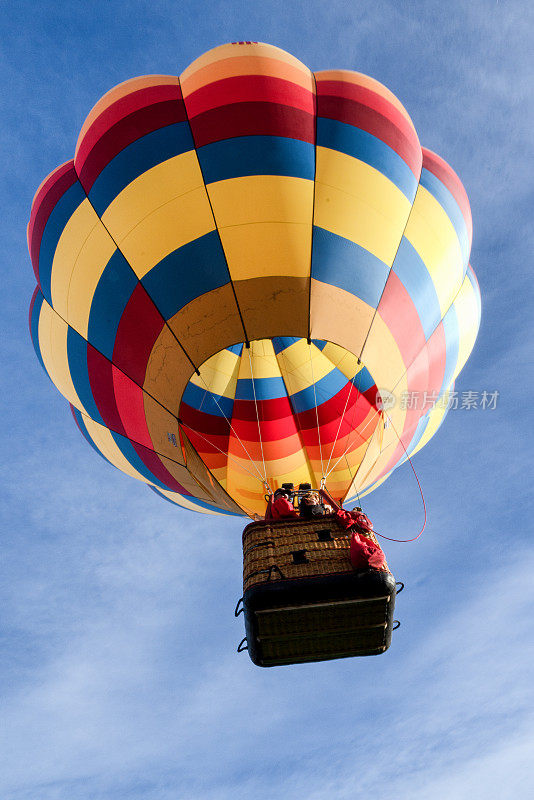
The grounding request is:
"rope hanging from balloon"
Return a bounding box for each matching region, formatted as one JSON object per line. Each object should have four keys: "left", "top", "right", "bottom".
{"left": 193, "top": 369, "right": 272, "bottom": 493}
{"left": 247, "top": 344, "right": 271, "bottom": 493}
{"left": 179, "top": 418, "right": 269, "bottom": 489}
{"left": 323, "top": 365, "right": 357, "bottom": 483}
{"left": 368, "top": 409, "right": 428, "bottom": 543}
{"left": 323, "top": 400, "right": 382, "bottom": 482}
{"left": 318, "top": 380, "right": 427, "bottom": 542}
{"left": 308, "top": 341, "right": 326, "bottom": 486}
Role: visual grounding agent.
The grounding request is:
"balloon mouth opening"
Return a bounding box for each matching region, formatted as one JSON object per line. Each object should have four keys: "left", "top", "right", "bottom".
{"left": 178, "top": 337, "right": 384, "bottom": 517}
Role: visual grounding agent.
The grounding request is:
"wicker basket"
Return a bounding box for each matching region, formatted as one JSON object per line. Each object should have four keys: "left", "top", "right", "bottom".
{"left": 238, "top": 515, "right": 398, "bottom": 667}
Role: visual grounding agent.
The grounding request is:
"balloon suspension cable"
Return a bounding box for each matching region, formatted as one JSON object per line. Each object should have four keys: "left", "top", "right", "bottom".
{"left": 323, "top": 402, "right": 380, "bottom": 481}
{"left": 323, "top": 360, "right": 364, "bottom": 482}
{"left": 183, "top": 371, "right": 271, "bottom": 490}
{"left": 336, "top": 414, "right": 382, "bottom": 508}
{"left": 179, "top": 419, "right": 271, "bottom": 489}
{"left": 370, "top": 408, "right": 428, "bottom": 543}
{"left": 247, "top": 345, "right": 271, "bottom": 492}
{"left": 308, "top": 341, "right": 325, "bottom": 484}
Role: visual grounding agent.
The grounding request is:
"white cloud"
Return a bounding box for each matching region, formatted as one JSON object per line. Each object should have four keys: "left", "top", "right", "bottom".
{"left": 1, "top": 516, "right": 532, "bottom": 799}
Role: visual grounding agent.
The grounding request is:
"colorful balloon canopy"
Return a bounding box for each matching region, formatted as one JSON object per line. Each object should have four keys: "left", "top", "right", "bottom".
{"left": 28, "top": 42, "right": 481, "bottom": 518}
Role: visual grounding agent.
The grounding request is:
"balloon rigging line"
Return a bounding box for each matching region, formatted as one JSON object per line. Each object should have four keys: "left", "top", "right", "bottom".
{"left": 323, "top": 362, "right": 364, "bottom": 482}
{"left": 345, "top": 454, "right": 354, "bottom": 484}
{"left": 179, "top": 419, "right": 269, "bottom": 488}
{"left": 370, "top": 409, "right": 427, "bottom": 543}
{"left": 275, "top": 348, "right": 317, "bottom": 491}
{"left": 324, "top": 370, "right": 377, "bottom": 482}
{"left": 324, "top": 402, "right": 381, "bottom": 481}
{"left": 308, "top": 342, "right": 325, "bottom": 486}
{"left": 334, "top": 371, "right": 373, "bottom": 499}
{"left": 323, "top": 375, "right": 355, "bottom": 480}
{"left": 193, "top": 370, "right": 270, "bottom": 489}
{"left": 340, "top": 415, "right": 383, "bottom": 505}
{"left": 247, "top": 345, "right": 271, "bottom": 491}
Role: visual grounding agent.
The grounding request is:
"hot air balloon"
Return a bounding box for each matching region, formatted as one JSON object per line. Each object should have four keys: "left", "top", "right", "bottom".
{"left": 28, "top": 43, "right": 480, "bottom": 665}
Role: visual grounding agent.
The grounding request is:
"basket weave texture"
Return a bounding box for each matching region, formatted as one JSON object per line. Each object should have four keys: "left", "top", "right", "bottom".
{"left": 242, "top": 515, "right": 388, "bottom": 593}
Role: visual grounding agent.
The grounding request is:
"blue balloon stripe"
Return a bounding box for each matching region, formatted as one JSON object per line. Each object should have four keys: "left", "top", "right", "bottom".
{"left": 440, "top": 305, "right": 460, "bottom": 395}
{"left": 29, "top": 291, "right": 46, "bottom": 373}
{"left": 353, "top": 365, "right": 375, "bottom": 393}
{"left": 198, "top": 135, "right": 315, "bottom": 184}
{"left": 226, "top": 343, "right": 244, "bottom": 356}
{"left": 419, "top": 168, "right": 470, "bottom": 267}
{"left": 181, "top": 381, "right": 234, "bottom": 418}
{"left": 149, "top": 485, "right": 241, "bottom": 516}
{"left": 317, "top": 117, "right": 418, "bottom": 202}
{"left": 108, "top": 429, "right": 176, "bottom": 491}
{"left": 391, "top": 237, "right": 442, "bottom": 340}
{"left": 141, "top": 231, "right": 230, "bottom": 320}
{"left": 312, "top": 227, "right": 389, "bottom": 309}
{"left": 88, "top": 122, "right": 195, "bottom": 216}
{"left": 403, "top": 401, "right": 451, "bottom": 462}
{"left": 87, "top": 251, "right": 138, "bottom": 362}
{"left": 235, "top": 376, "right": 287, "bottom": 402}
{"left": 467, "top": 266, "right": 482, "bottom": 325}
{"left": 404, "top": 414, "right": 430, "bottom": 457}
{"left": 66, "top": 327, "right": 105, "bottom": 426}
{"left": 71, "top": 407, "right": 113, "bottom": 467}
{"left": 271, "top": 336, "right": 300, "bottom": 355}
{"left": 38, "top": 181, "right": 86, "bottom": 303}
{"left": 288, "top": 369, "right": 348, "bottom": 415}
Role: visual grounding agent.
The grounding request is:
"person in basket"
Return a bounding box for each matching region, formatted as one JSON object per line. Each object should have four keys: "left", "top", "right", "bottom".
{"left": 270, "top": 488, "right": 299, "bottom": 520}
{"left": 299, "top": 491, "right": 333, "bottom": 519}
{"left": 335, "top": 506, "right": 386, "bottom": 570}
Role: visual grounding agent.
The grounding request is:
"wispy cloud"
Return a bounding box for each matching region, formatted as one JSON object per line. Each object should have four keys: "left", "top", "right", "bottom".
{"left": 1, "top": 476, "right": 532, "bottom": 799}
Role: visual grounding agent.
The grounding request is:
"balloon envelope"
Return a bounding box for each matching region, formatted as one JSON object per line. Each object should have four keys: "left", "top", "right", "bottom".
{"left": 28, "top": 42, "right": 481, "bottom": 518}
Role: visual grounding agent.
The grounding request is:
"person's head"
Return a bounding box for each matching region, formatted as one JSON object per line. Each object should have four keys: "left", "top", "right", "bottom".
{"left": 303, "top": 491, "right": 319, "bottom": 505}
{"left": 274, "top": 488, "right": 288, "bottom": 500}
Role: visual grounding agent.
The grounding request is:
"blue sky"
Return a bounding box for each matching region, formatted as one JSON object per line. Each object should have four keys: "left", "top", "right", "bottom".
{"left": 1, "top": 1, "right": 533, "bottom": 798}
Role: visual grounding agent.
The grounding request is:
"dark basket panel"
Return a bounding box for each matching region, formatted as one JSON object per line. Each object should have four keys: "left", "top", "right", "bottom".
{"left": 259, "top": 626, "right": 389, "bottom": 666}
{"left": 256, "top": 597, "right": 392, "bottom": 637}
{"left": 245, "top": 569, "right": 396, "bottom": 611}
